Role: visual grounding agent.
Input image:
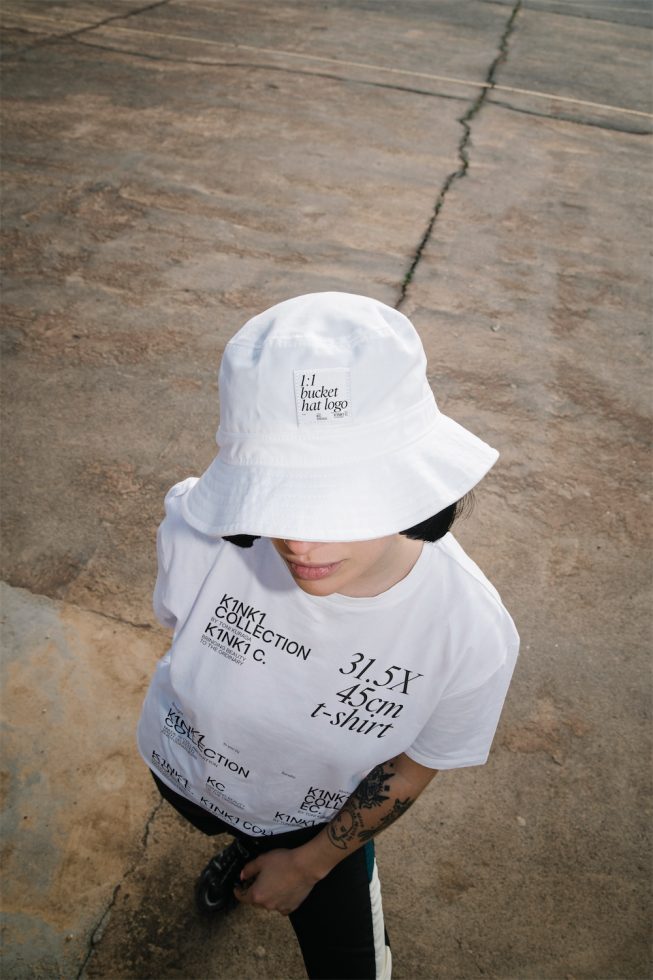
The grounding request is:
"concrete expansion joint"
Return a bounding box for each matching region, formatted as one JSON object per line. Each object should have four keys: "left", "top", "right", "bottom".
{"left": 76, "top": 798, "right": 165, "bottom": 980}
{"left": 487, "top": 97, "right": 653, "bottom": 137}
{"left": 65, "top": 34, "right": 475, "bottom": 110}
{"left": 397, "top": 0, "right": 523, "bottom": 309}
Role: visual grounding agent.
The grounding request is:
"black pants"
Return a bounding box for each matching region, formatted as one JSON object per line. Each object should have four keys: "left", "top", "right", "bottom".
{"left": 153, "top": 774, "right": 390, "bottom": 979}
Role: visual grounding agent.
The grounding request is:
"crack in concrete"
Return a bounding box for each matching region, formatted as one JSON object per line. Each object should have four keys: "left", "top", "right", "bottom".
{"left": 396, "top": 0, "right": 523, "bottom": 309}
{"left": 454, "top": 935, "right": 489, "bottom": 975}
{"left": 3, "top": 0, "right": 171, "bottom": 60}
{"left": 1, "top": 578, "right": 157, "bottom": 631}
{"left": 76, "top": 797, "right": 165, "bottom": 980}
{"left": 77, "top": 604, "right": 157, "bottom": 632}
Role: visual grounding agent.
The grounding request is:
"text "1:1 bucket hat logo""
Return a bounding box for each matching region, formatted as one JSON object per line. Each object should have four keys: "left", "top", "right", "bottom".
{"left": 294, "top": 368, "right": 351, "bottom": 426}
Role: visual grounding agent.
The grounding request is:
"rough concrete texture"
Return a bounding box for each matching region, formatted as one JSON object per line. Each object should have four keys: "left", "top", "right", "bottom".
{"left": 1, "top": 1, "right": 651, "bottom": 978}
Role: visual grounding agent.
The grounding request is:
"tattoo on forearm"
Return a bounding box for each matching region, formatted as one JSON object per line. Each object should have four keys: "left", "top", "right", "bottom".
{"left": 357, "top": 797, "right": 414, "bottom": 842}
{"left": 326, "top": 761, "right": 415, "bottom": 850}
{"left": 352, "top": 762, "right": 393, "bottom": 809}
{"left": 326, "top": 803, "right": 365, "bottom": 850}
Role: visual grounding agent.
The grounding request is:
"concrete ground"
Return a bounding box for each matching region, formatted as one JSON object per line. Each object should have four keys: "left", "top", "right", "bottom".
{"left": 1, "top": 1, "right": 651, "bottom": 977}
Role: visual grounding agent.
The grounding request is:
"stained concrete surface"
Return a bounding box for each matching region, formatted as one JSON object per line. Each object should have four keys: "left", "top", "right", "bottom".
{"left": 1, "top": 1, "right": 651, "bottom": 978}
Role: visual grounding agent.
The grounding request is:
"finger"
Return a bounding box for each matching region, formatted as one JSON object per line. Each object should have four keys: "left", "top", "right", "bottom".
{"left": 240, "top": 858, "right": 261, "bottom": 881}
{"left": 233, "top": 880, "right": 254, "bottom": 904}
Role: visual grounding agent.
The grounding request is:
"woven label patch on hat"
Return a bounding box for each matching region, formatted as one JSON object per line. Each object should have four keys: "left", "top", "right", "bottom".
{"left": 294, "top": 368, "right": 351, "bottom": 426}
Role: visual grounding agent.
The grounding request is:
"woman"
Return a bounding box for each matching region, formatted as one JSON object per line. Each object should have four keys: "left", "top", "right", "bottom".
{"left": 137, "top": 292, "right": 519, "bottom": 979}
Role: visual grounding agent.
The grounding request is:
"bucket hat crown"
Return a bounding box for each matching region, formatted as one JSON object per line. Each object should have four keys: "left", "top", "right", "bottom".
{"left": 181, "top": 292, "right": 498, "bottom": 541}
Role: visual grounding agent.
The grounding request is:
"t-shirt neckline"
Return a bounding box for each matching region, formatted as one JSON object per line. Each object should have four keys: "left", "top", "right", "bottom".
{"left": 265, "top": 538, "right": 434, "bottom": 609}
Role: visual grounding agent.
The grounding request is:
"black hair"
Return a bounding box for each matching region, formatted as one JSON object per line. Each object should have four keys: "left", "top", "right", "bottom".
{"left": 400, "top": 493, "right": 473, "bottom": 542}
{"left": 222, "top": 534, "right": 261, "bottom": 548}
{"left": 222, "top": 493, "right": 473, "bottom": 549}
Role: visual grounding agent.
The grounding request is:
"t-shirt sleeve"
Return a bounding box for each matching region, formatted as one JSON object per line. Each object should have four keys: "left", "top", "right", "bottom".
{"left": 152, "top": 478, "right": 205, "bottom": 631}
{"left": 152, "top": 517, "right": 177, "bottom": 630}
{"left": 405, "top": 636, "right": 519, "bottom": 769}
{"left": 405, "top": 568, "right": 520, "bottom": 771}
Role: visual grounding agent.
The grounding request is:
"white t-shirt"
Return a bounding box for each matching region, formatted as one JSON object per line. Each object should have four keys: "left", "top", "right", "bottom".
{"left": 137, "top": 479, "right": 519, "bottom": 837}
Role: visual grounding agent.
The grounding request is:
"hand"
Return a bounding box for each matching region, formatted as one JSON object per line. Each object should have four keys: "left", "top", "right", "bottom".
{"left": 233, "top": 847, "right": 321, "bottom": 916}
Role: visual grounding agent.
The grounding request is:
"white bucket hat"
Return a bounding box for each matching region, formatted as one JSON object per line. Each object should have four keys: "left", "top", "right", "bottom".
{"left": 181, "top": 292, "right": 498, "bottom": 541}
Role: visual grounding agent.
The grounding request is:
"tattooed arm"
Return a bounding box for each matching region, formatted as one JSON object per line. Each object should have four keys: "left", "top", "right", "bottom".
{"left": 317, "top": 752, "right": 437, "bottom": 856}
{"left": 235, "top": 754, "right": 437, "bottom": 915}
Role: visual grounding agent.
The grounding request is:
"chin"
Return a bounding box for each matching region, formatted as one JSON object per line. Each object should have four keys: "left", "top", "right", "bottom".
{"left": 292, "top": 577, "right": 340, "bottom": 597}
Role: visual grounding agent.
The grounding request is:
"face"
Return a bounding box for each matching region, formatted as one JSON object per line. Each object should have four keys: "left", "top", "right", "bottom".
{"left": 271, "top": 534, "right": 423, "bottom": 598}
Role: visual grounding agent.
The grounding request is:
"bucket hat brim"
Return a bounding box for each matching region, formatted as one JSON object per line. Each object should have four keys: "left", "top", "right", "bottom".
{"left": 180, "top": 410, "right": 498, "bottom": 542}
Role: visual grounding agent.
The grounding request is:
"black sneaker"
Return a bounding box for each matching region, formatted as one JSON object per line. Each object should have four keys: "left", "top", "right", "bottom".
{"left": 194, "top": 839, "right": 254, "bottom": 915}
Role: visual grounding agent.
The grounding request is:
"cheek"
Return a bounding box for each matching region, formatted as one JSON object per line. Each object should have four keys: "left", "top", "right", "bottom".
{"left": 350, "top": 543, "right": 388, "bottom": 570}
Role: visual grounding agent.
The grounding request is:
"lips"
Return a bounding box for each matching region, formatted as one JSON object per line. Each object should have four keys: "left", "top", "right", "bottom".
{"left": 286, "top": 559, "right": 343, "bottom": 581}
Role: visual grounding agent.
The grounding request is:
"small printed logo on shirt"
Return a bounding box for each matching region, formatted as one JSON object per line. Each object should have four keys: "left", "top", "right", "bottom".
{"left": 204, "top": 775, "right": 246, "bottom": 810}
{"left": 273, "top": 810, "right": 318, "bottom": 827}
{"left": 300, "top": 785, "right": 348, "bottom": 813}
{"left": 202, "top": 594, "right": 312, "bottom": 665}
{"left": 294, "top": 368, "right": 351, "bottom": 426}
{"left": 197, "top": 796, "right": 274, "bottom": 836}
{"left": 162, "top": 704, "right": 251, "bottom": 776}
{"left": 151, "top": 749, "right": 188, "bottom": 790}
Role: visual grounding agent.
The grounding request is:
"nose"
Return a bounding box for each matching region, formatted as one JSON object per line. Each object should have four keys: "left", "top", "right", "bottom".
{"left": 284, "top": 540, "right": 316, "bottom": 556}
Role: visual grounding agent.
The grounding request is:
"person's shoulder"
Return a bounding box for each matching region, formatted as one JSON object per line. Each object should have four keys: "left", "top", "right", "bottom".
{"left": 154, "top": 479, "right": 228, "bottom": 629}
{"left": 434, "top": 533, "right": 501, "bottom": 602}
{"left": 431, "top": 533, "right": 518, "bottom": 639}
